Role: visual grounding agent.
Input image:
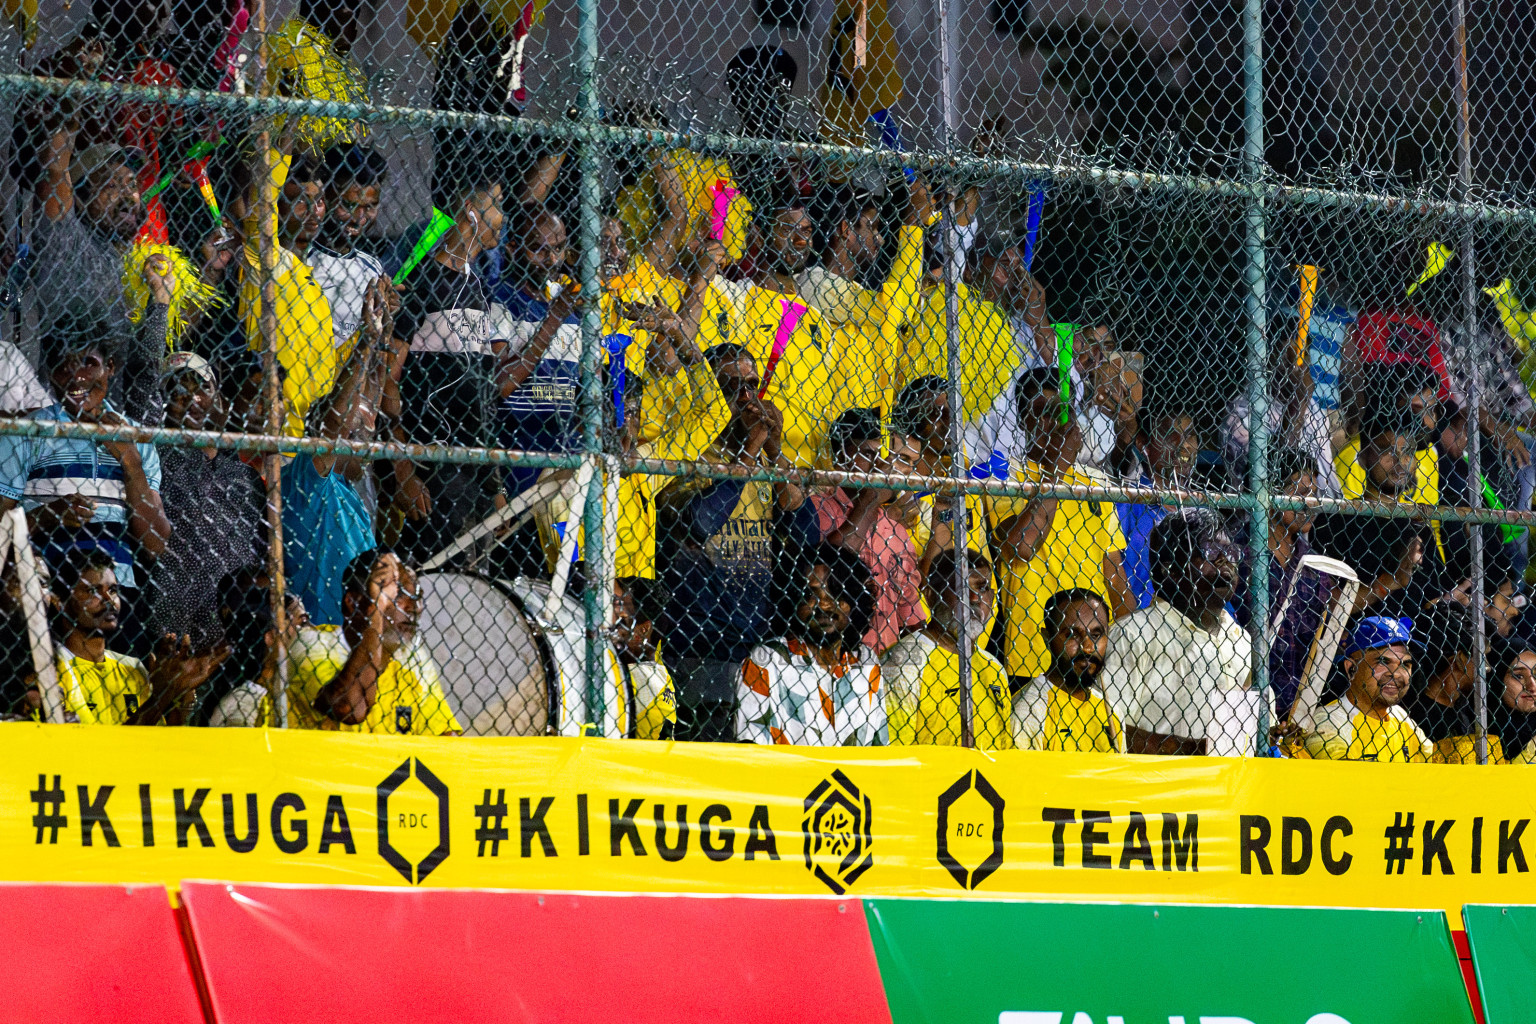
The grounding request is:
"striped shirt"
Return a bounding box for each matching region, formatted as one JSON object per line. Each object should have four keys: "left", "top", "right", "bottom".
{"left": 0, "top": 403, "right": 161, "bottom": 587}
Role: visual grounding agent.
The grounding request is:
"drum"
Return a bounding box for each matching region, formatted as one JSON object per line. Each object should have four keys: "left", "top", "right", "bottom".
{"left": 416, "top": 572, "right": 553, "bottom": 737}
{"left": 505, "top": 576, "right": 625, "bottom": 738}
{"left": 416, "top": 572, "right": 624, "bottom": 737}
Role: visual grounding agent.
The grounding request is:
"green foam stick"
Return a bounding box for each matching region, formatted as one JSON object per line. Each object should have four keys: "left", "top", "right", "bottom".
{"left": 1054, "top": 323, "right": 1076, "bottom": 425}
{"left": 140, "top": 136, "right": 225, "bottom": 204}
{"left": 393, "top": 207, "right": 455, "bottom": 285}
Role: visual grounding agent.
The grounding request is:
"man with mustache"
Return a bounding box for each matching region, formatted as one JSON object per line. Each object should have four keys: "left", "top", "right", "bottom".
{"left": 284, "top": 548, "right": 462, "bottom": 735}
{"left": 1102, "top": 507, "right": 1261, "bottom": 755}
{"left": 1012, "top": 589, "right": 1124, "bottom": 752}
{"left": 1302, "top": 616, "right": 1434, "bottom": 762}
{"left": 51, "top": 548, "right": 226, "bottom": 725}
{"left": 736, "top": 543, "right": 885, "bottom": 746}
{"left": 883, "top": 549, "right": 1014, "bottom": 749}
{"left": 0, "top": 313, "right": 169, "bottom": 653}
{"left": 33, "top": 134, "right": 175, "bottom": 423}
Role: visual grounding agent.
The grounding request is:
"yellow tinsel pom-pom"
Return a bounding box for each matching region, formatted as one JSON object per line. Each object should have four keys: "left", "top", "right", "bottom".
{"left": 267, "top": 18, "right": 370, "bottom": 152}
{"left": 122, "top": 242, "right": 226, "bottom": 350}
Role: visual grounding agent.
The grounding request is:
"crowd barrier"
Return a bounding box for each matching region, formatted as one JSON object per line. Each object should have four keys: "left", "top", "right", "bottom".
{"left": 6, "top": 723, "right": 1536, "bottom": 927}
{"left": 7, "top": 878, "right": 1522, "bottom": 1023}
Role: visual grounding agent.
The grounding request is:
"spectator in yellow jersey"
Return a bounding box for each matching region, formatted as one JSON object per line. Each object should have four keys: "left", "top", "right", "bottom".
{"left": 732, "top": 199, "right": 840, "bottom": 466}
{"left": 1013, "top": 589, "right": 1125, "bottom": 752}
{"left": 1302, "top": 616, "right": 1433, "bottom": 762}
{"left": 613, "top": 576, "right": 678, "bottom": 740}
{"left": 737, "top": 542, "right": 884, "bottom": 745}
{"left": 1103, "top": 509, "right": 1261, "bottom": 756}
{"left": 51, "top": 548, "right": 228, "bottom": 725}
{"left": 288, "top": 548, "right": 462, "bottom": 735}
{"left": 609, "top": 237, "right": 731, "bottom": 580}
{"left": 988, "top": 367, "right": 1133, "bottom": 689}
{"left": 1434, "top": 636, "right": 1536, "bottom": 764}
{"left": 798, "top": 179, "right": 930, "bottom": 416}
{"left": 883, "top": 549, "right": 1013, "bottom": 748}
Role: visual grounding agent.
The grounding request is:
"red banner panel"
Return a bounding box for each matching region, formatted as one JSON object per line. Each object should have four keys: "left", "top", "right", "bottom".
{"left": 0, "top": 883, "right": 206, "bottom": 1024}
{"left": 180, "top": 883, "right": 890, "bottom": 1024}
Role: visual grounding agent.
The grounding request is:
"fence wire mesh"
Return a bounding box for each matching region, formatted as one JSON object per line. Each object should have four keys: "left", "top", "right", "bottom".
{"left": 0, "top": 0, "right": 1533, "bottom": 764}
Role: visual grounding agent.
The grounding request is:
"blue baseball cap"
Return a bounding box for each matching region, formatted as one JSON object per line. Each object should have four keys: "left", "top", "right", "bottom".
{"left": 1341, "top": 616, "right": 1415, "bottom": 658}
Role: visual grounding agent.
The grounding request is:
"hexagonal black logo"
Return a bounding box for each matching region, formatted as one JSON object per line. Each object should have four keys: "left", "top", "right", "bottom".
{"left": 376, "top": 758, "right": 450, "bottom": 884}
{"left": 802, "top": 770, "right": 873, "bottom": 895}
{"left": 935, "top": 769, "right": 1005, "bottom": 890}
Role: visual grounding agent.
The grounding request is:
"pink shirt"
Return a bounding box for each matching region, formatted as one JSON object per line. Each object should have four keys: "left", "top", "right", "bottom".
{"left": 813, "top": 489, "right": 927, "bottom": 654}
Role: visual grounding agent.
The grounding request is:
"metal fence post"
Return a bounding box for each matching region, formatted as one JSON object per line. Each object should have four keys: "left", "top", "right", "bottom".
{"left": 1454, "top": 0, "right": 1488, "bottom": 764}
{"left": 576, "top": 0, "right": 606, "bottom": 736}
{"left": 1242, "top": 0, "right": 1272, "bottom": 749}
{"left": 937, "top": 0, "right": 973, "bottom": 747}
{"left": 254, "top": 0, "right": 288, "bottom": 728}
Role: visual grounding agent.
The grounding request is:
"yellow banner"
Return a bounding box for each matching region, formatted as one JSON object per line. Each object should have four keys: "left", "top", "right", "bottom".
{"left": 5, "top": 724, "right": 1534, "bottom": 923}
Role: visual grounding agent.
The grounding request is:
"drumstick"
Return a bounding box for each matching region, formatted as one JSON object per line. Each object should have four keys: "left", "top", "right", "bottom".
{"left": 544, "top": 457, "right": 597, "bottom": 625}
{"left": 421, "top": 476, "right": 566, "bottom": 571}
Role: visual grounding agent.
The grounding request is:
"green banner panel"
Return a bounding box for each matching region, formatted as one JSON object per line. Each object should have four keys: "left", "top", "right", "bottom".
{"left": 1464, "top": 904, "right": 1536, "bottom": 1024}
{"left": 865, "top": 899, "right": 1474, "bottom": 1024}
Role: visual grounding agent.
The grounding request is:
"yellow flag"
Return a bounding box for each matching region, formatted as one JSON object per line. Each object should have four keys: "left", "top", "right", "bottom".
{"left": 818, "top": 0, "right": 904, "bottom": 148}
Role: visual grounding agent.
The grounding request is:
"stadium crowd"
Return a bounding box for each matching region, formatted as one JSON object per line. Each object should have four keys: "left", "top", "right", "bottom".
{"left": 1, "top": 15, "right": 1535, "bottom": 765}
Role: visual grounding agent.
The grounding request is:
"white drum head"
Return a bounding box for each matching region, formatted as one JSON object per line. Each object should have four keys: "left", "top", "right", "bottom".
{"left": 417, "top": 572, "right": 552, "bottom": 736}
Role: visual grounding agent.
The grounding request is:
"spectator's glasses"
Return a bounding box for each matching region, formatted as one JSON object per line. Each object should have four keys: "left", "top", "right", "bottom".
{"left": 1199, "top": 537, "right": 1241, "bottom": 566}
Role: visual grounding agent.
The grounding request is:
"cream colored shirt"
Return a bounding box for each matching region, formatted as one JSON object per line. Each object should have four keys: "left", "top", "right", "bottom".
{"left": 1101, "top": 597, "right": 1268, "bottom": 754}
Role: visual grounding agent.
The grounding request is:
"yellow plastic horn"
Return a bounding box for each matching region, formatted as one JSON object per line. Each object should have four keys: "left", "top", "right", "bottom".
{"left": 1295, "top": 264, "right": 1320, "bottom": 367}
{"left": 1405, "top": 241, "right": 1455, "bottom": 298}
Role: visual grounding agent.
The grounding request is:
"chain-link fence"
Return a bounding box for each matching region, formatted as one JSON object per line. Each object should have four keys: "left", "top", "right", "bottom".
{"left": 0, "top": 0, "right": 1533, "bottom": 764}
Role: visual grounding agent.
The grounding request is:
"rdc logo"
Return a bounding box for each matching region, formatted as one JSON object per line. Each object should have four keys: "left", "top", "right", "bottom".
{"left": 376, "top": 758, "right": 450, "bottom": 884}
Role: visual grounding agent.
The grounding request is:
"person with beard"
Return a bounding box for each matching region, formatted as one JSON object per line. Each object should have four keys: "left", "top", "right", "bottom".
{"left": 237, "top": 146, "right": 339, "bottom": 438}
{"left": 394, "top": 172, "right": 505, "bottom": 566}
{"left": 282, "top": 281, "right": 393, "bottom": 626}
{"left": 883, "top": 549, "right": 1013, "bottom": 748}
{"left": 1115, "top": 392, "right": 1202, "bottom": 611}
{"left": 33, "top": 135, "right": 175, "bottom": 423}
{"left": 1103, "top": 508, "right": 1258, "bottom": 756}
{"left": 0, "top": 313, "right": 169, "bottom": 653}
{"left": 1012, "top": 589, "right": 1124, "bottom": 752}
{"left": 654, "top": 343, "right": 815, "bottom": 742}
{"left": 1435, "top": 637, "right": 1536, "bottom": 763}
{"left": 731, "top": 198, "right": 840, "bottom": 467}
{"left": 813, "top": 409, "right": 925, "bottom": 654}
{"left": 309, "top": 145, "right": 392, "bottom": 355}
{"left": 1302, "top": 616, "right": 1434, "bottom": 762}
{"left": 798, "top": 180, "right": 929, "bottom": 418}
{"left": 51, "top": 548, "right": 227, "bottom": 725}
{"left": 284, "top": 548, "right": 461, "bottom": 734}
{"left": 490, "top": 205, "right": 582, "bottom": 498}
{"left": 311, "top": 145, "right": 428, "bottom": 528}
{"left": 987, "top": 367, "right": 1132, "bottom": 690}
{"left": 1313, "top": 407, "right": 1437, "bottom": 621}
{"left": 145, "top": 353, "right": 264, "bottom": 649}
{"left": 1232, "top": 446, "right": 1334, "bottom": 719}
{"left": 736, "top": 543, "right": 885, "bottom": 745}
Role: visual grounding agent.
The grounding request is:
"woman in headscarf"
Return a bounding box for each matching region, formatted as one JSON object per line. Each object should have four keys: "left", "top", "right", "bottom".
{"left": 1435, "top": 635, "right": 1536, "bottom": 764}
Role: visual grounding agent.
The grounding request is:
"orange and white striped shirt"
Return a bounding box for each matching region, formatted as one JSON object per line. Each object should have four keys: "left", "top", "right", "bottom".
{"left": 736, "top": 636, "right": 886, "bottom": 746}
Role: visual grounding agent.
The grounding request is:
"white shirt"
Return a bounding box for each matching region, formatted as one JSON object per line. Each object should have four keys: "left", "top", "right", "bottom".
{"left": 305, "top": 243, "right": 385, "bottom": 351}
{"left": 965, "top": 317, "right": 1118, "bottom": 472}
{"left": 1101, "top": 597, "right": 1270, "bottom": 755}
{"left": 737, "top": 637, "right": 886, "bottom": 747}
